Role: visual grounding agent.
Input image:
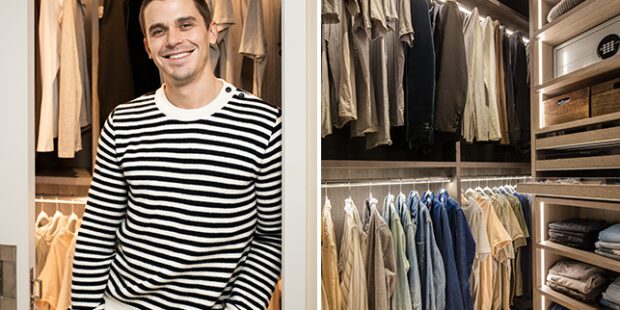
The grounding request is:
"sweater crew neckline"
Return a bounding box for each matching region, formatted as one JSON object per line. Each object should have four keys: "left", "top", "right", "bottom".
{"left": 154, "top": 79, "right": 233, "bottom": 121}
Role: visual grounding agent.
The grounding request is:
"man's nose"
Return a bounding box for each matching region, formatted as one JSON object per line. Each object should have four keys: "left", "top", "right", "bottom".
{"left": 166, "top": 28, "right": 183, "bottom": 47}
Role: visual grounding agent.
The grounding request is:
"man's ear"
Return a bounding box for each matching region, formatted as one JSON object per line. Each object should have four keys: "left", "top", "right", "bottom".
{"left": 208, "top": 20, "right": 218, "bottom": 44}
{"left": 143, "top": 37, "right": 153, "bottom": 59}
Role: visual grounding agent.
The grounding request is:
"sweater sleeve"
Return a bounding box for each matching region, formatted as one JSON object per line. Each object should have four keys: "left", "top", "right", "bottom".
{"left": 226, "top": 116, "right": 282, "bottom": 310}
{"left": 71, "top": 111, "right": 128, "bottom": 309}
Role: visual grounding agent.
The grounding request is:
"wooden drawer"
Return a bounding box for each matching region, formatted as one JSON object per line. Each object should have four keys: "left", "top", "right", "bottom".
{"left": 591, "top": 77, "right": 620, "bottom": 117}
{"left": 543, "top": 88, "right": 590, "bottom": 127}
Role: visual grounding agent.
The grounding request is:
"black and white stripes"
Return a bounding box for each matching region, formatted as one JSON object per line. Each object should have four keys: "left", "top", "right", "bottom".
{"left": 71, "top": 81, "right": 282, "bottom": 310}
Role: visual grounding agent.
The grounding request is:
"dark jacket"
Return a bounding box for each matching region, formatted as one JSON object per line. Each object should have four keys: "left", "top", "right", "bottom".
{"left": 404, "top": 0, "right": 436, "bottom": 145}
{"left": 432, "top": 0, "right": 468, "bottom": 134}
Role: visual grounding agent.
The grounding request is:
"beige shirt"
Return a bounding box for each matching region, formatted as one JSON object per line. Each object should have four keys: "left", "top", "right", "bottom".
{"left": 470, "top": 193, "right": 512, "bottom": 310}
{"left": 322, "top": 199, "right": 342, "bottom": 310}
{"left": 339, "top": 198, "right": 369, "bottom": 310}
{"left": 462, "top": 9, "right": 487, "bottom": 142}
{"left": 461, "top": 196, "right": 491, "bottom": 310}
{"left": 482, "top": 17, "right": 501, "bottom": 141}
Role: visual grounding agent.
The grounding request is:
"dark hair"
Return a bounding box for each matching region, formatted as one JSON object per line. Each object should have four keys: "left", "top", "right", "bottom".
{"left": 139, "top": 0, "right": 212, "bottom": 36}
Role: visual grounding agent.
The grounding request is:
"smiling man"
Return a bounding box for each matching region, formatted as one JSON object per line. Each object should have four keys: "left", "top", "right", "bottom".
{"left": 70, "top": 0, "right": 282, "bottom": 309}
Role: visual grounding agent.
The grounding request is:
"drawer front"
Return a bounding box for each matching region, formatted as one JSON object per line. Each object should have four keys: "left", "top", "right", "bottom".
{"left": 543, "top": 88, "right": 590, "bottom": 126}
{"left": 591, "top": 77, "right": 620, "bottom": 116}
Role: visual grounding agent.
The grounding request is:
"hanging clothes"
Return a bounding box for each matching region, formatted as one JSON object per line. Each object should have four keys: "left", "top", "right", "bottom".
{"left": 461, "top": 195, "right": 491, "bottom": 310}
{"left": 339, "top": 198, "right": 369, "bottom": 310}
{"left": 322, "top": 198, "right": 341, "bottom": 310}
{"left": 383, "top": 195, "right": 413, "bottom": 310}
{"left": 462, "top": 8, "right": 487, "bottom": 142}
{"left": 404, "top": 0, "right": 436, "bottom": 145}
{"left": 440, "top": 192, "right": 476, "bottom": 310}
{"left": 431, "top": 0, "right": 468, "bottom": 135}
{"left": 98, "top": 0, "right": 135, "bottom": 125}
{"left": 362, "top": 198, "right": 396, "bottom": 309}
{"left": 410, "top": 192, "right": 446, "bottom": 310}
{"left": 481, "top": 17, "right": 501, "bottom": 142}
{"left": 396, "top": 193, "right": 422, "bottom": 310}
{"left": 508, "top": 32, "right": 530, "bottom": 150}
{"left": 429, "top": 194, "right": 466, "bottom": 310}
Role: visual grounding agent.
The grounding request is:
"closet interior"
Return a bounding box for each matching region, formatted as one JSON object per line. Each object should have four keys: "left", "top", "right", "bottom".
{"left": 519, "top": 0, "right": 620, "bottom": 309}
{"left": 33, "top": 0, "right": 282, "bottom": 308}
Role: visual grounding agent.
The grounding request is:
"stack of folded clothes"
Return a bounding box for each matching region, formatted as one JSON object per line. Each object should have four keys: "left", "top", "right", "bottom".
{"left": 548, "top": 219, "right": 608, "bottom": 250}
{"left": 546, "top": 259, "right": 609, "bottom": 303}
{"left": 601, "top": 277, "right": 620, "bottom": 310}
{"left": 596, "top": 223, "right": 620, "bottom": 261}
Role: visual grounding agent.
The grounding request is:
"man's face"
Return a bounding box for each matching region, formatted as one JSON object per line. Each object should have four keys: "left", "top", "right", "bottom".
{"left": 142, "top": 0, "right": 216, "bottom": 85}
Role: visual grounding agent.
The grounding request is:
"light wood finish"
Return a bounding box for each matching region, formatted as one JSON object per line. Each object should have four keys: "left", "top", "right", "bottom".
{"left": 539, "top": 196, "right": 620, "bottom": 212}
{"left": 591, "top": 77, "right": 620, "bottom": 117}
{"left": 542, "top": 87, "right": 589, "bottom": 127}
{"left": 536, "top": 154, "right": 620, "bottom": 171}
{"left": 536, "top": 0, "right": 620, "bottom": 46}
{"left": 535, "top": 111, "right": 620, "bottom": 134}
{"left": 321, "top": 160, "right": 457, "bottom": 169}
{"left": 538, "top": 286, "right": 598, "bottom": 310}
{"left": 458, "top": 0, "right": 529, "bottom": 34}
{"left": 536, "top": 55, "right": 620, "bottom": 96}
{"left": 539, "top": 241, "right": 620, "bottom": 273}
{"left": 35, "top": 168, "right": 92, "bottom": 186}
{"left": 536, "top": 126, "right": 620, "bottom": 150}
{"left": 519, "top": 183, "right": 620, "bottom": 201}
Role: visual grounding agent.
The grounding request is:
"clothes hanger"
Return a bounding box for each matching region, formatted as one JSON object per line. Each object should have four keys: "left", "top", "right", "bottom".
{"left": 35, "top": 195, "right": 50, "bottom": 228}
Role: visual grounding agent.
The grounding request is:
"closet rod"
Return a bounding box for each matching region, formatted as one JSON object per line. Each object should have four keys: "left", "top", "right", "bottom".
{"left": 461, "top": 175, "right": 532, "bottom": 183}
{"left": 322, "top": 177, "right": 452, "bottom": 189}
{"left": 436, "top": 0, "right": 530, "bottom": 43}
{"left": 35, "top": 198, "right": 87, "bottom": 205}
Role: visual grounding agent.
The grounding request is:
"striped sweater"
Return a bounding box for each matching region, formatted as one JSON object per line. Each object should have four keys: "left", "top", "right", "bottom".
{"left": 71, "top": 80, "right": 282, "bottom": 310}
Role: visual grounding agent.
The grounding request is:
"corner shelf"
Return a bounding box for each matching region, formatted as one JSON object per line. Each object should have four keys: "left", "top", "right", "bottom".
{"left": 518, "top": 183, "right": 620, "bottom": 202}
{"left": 536, "top": 0, "right": 620, "bottom": 46}
{"left": 535, "top": 55, "right": 620, "bottom": 97}
{"left": 539, "top": 241, "right": 620, "bottom": 273}
{"left": 538, "top": 285, "right": 598, "bottom": 310}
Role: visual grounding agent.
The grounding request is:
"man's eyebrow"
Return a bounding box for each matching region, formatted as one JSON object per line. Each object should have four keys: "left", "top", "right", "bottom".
{"left": 176, "top": 16, "right": 197, "bottom": 24}
{"left": 148, "top": 22, "right": 167, "bottom": 33}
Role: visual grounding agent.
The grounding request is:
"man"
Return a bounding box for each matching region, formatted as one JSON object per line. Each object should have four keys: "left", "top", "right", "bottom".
{"left": 70, "top": 0, "right": 282, "bottom": 309}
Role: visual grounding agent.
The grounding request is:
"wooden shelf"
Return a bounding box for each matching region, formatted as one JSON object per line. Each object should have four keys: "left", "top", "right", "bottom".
{"left": 535, "top": 111, "right": 620, "bottom": 134}
{"left": 536, "top": 0, "right": 620, "bottom": 46}
{"left": 536, "top": 126, "right": 620, "bottom": 150}
{"left": 535, "top": 55, "right": 620, "bottom": 97}
{"left": 35, "top": 168, "right": 92, "bottom": 186}
{"left": 539, "top": 196, "right": 620, "bottom": 212}
{"left": 536, "top": 154, "right": 620, "bottom": 171}
{"left": 461, "top": 162, "right": 530, "bottom": 169}
{"left": 321, "top": 160, "right": 457, "bottom": 169}
{"left": 539, "top": 241, "right": 620, "bottom": 273}
{"left": 518, "top": 182, "right": 620, "bottom": 201}
{"left": 538, "top": 285, "right": 598, "bottom": 310}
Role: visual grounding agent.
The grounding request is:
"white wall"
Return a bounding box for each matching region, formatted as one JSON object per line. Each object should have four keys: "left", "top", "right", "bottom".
{"left": 0, "top": 1, "right": 35, "bottom": 309}
{"left": 282, "top": 0, "right": 319, "bottom": 308}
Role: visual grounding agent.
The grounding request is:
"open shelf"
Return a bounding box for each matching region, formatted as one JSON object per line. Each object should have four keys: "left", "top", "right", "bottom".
{"left": 535, "top": 111, "right": 620, "bottom": 135}
{"left": 539, "top": 241, "right": 620, "bottom": 273}
{"left": 536, "top": 126, "right": 620, "bottom": 150}
{"left": 539, "top": 196, "right": 620, "bottom": 212}
{"left": 535, "top": 55, "right": 620, "bottom": 97}
{"left": 538, "top": 285, "right": 598, "bottom": 310}
{"left": 536, "top": 154, "right": 620, "bottom": 171}
{"left": 519, "top": 182, "right": 620, "bottom": 201}
{"left": 35, "top": 168, "right": 92, "bottom": 186}
{"left": 536, "top": 0, "right": 620, "bottom": 46}
{"left": 321, "top": 160, "right": 457, "bottom": 170}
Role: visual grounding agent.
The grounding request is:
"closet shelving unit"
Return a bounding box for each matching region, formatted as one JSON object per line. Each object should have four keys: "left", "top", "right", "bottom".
{"left": 523, "top": 0, "right": 620, "bottom": 309}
